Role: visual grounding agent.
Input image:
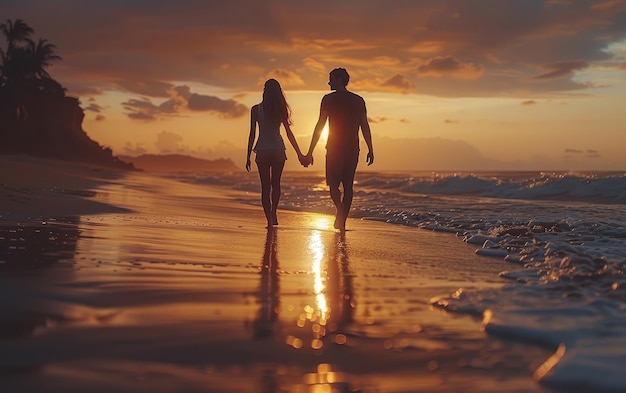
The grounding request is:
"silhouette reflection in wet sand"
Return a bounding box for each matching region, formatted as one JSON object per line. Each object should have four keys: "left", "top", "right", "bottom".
{"left": 251, "top": 228, "right": 359, "bottom": 391}
{"left": 253, "top": 229, "right": 281, "bottom": 339}
{"left": 299, "top": 230, "right": 358, "bottom": 392}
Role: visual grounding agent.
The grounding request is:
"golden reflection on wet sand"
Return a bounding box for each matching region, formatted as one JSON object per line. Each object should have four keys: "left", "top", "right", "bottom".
{"left": 253, "top": 229, "right": 280, "bottom": 339}
{"left": 0, "top": 166, "right": 551, "bottom": 392}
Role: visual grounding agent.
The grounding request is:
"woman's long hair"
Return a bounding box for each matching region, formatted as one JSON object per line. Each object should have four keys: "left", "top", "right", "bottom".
{"left": 261, "top": 79, "right": 292, "bottom": 125}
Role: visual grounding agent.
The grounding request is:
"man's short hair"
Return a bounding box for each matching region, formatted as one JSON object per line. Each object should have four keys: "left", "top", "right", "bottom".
{"left": 330, "top": 68, "right": 350, "bottom": 86}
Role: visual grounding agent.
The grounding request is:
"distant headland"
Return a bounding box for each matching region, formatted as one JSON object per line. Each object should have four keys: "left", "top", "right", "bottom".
{"left": 118, "top": 154, "right": 241, "bottom": 173}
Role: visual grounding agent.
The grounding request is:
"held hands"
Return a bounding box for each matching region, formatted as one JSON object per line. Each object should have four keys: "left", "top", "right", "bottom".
{"left": 298, "top": 153, "right": 314, "bottom": 167}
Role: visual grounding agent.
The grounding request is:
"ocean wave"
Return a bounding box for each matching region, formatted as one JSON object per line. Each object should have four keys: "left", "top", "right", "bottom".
{"left": 361, "top": 172, "right": 626, "bottom": 204}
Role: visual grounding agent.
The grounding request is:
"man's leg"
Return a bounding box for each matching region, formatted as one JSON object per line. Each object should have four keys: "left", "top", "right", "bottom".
{"left": 329, "top": 182, "right": 344, "bottom": 229}
{"left": 341, "top": 181, "right": 354, "bottom": 222}
{"left": 326, "top": 153, "right": 345, "bottom": 230}
{"left": 339, "top": 153, "right": 359, "bottom": 230}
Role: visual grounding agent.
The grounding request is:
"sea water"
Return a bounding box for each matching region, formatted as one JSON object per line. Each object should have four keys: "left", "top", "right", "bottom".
{"left": 172, "top": 170, "right": 626, "bottom": 392}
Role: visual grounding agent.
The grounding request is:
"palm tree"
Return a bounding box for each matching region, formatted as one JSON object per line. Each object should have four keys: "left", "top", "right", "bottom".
{"left": 0, "top": 18, "right": 34, "bottom": 62}
{"left": 1, "top": 20, "right": 60, "bottom": 82}
{"left": 1, "top": 19, "right": 35, "bottom": 85}
{"left": 27, "top": 38, "right": 62, "bottom": 79}
{"left": 0, "top": 19, "right": 64, "bottom": 118}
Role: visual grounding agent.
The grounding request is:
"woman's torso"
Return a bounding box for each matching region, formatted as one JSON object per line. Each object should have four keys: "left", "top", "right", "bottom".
{"left": 253, "top": 104, "right": 286, "bottom": 152}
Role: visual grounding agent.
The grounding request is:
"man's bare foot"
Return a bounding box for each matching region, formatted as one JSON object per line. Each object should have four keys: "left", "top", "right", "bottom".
{"left": 334, "top": 213, "right": 346, "bottom": 231}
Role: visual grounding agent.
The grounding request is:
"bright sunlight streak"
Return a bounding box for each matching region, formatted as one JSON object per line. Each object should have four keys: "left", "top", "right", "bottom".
{"left": 310, "top": 215, "right": 333, "bottom": 231}
{"left": 308, "top": 231, "right": 328, "bottom": 324}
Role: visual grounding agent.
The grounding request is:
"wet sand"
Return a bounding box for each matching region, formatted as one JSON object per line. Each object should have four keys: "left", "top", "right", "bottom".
{"left": 0, "top": 156, "right": 553, "bottom": 392}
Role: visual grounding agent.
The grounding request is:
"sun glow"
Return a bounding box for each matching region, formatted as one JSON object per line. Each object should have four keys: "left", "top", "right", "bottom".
{"left": 310, "top": 215, "right": 333, "bottom": 231}
{"left": 321, "top": 123, "right": 329, "bottom": 143}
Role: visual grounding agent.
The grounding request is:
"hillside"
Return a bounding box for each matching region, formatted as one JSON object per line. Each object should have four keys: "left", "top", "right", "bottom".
{"left": 0, "top": 19, "right": 132, "bottom": 170}
{"left": 0, "top": 91, "right": 134, "bottom": 170}
{"left": 117, "top": 154, "right": 241, "bottom": 173}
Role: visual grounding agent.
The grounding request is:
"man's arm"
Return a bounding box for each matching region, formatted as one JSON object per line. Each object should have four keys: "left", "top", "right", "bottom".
{"left": 360, "top": 109, "right": 374, "bottom": 166}
{"left": 305, "top": 99, "right": 329, "bottom": 165}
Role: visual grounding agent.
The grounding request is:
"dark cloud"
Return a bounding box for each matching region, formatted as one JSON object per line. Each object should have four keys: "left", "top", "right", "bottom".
{"left": 83, "top": 101, "right": 103, "bottom": 113}
{"left": 522, "top": 100, "right": 537, "bottom": 105}
{"left": 122, "top": 97, "right": 179, "bottom": 121}
{"left": 417, "top": 56, "right": 483, "bottom": 79}
{"left": 381, "top": 74, "right": 415, "bottom": 93}
{"left": 187, "top": 94, "right": 248, "bottom": 118}
{"left": 444, "top": 119, "right": 459, "bottom": 123}
{"left": 565, "top": 148, "right": 601, "bottom": 159}
{"left": 532, "top": 61, "right": 589, "bottom": 80}
{"left": 586, "top": 149, "right": 601, "bottom": 158}
{"left": 95, "top": 114, "right": 105, "bottom": 121}
{"left": 121, "top": 85, "right": 247, "bottom": 120}
{"left": 118, "top": 80, "right": 175, "bottom": 98}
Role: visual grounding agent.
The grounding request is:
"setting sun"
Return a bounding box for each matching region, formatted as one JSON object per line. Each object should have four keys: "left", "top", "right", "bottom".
{"left": 320, "top": 123, "right": 329, "bottom": 144}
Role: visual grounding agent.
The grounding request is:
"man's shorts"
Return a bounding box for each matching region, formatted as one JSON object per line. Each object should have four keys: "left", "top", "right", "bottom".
{"left": 255, "top": 149, "right": 287, "bottom": 166}
{"left": 326, "top": 149, "right": 359, "bottom": 187}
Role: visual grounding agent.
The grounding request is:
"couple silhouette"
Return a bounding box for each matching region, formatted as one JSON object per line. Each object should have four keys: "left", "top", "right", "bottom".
{"left": 246, "top": 68, "right": 374, "bottom": 232}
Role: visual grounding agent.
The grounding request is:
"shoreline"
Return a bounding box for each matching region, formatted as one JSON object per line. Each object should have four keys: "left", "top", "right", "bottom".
{"left": 0, "top": 155, "right": 552, "bottom": 392}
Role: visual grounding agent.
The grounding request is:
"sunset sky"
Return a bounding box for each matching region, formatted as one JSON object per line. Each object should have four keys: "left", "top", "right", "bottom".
{"left": 3, "top": 0, "right": 626, "bottom": 171}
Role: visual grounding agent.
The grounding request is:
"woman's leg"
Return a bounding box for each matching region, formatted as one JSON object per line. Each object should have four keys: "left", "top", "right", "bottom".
{"left": 257, "top": 161, "right": 273, "bottom": 227}
{"left": 270, "top": 159, "right": 285, "bottom": 225}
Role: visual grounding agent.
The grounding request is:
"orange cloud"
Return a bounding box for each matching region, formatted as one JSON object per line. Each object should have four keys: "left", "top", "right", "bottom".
{"left": 5, "top": 0, "right": 626, "bottom": 101}
{"left": 591, "top": 0, "right": 626, "bottom": 10}
{"left": 264, "top": 68, "right": 305, "bottom": 87}
{"left": 303, "top": 57, "right": 326, "bottom": 73}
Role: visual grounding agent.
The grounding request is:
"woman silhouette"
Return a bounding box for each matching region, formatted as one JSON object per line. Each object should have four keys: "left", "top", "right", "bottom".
{"left": 246, "top": 79, "right": 305, "bottom": 228}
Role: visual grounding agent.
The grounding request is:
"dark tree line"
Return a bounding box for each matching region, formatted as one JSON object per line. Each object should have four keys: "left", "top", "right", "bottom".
{"left": 0, "top": 19, "right": 132, "bottom": 169}
{"left": 1, "top": 18, "right": 65, "bottom": 117}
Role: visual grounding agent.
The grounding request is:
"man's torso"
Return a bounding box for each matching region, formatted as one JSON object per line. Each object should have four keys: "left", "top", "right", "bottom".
{"left": 322, "top": 91, "right": 365, "bottom": 153}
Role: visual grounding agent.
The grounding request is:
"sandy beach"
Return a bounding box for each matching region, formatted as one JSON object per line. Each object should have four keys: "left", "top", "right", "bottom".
{"left": 0, "top": 155, "right": 554, "bottom": 393}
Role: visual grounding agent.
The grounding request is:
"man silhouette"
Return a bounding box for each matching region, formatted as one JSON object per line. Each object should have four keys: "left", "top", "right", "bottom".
{"left": 303, "top": 68, "right": 374, "bottom": 231}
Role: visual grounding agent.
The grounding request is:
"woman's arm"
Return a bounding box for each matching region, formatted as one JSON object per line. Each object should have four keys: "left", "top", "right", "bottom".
{"left": 283, "top": 121, "right": 303, "bottom": 157}
{"left": 246, "top": 105, "right": 258, "bottom": 172}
